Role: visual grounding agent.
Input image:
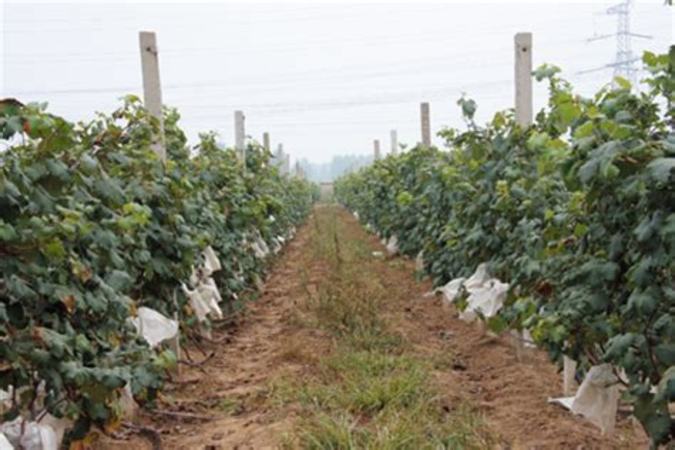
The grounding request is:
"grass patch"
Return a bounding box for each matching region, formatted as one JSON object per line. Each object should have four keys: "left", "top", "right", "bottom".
{"left": 308, "top": 278, "right": 405, "bottom": 353}
{"left": 320, "top": 351, "right": 428, "bottom": 414}
{"left": 276, "top": 348, "right": 496, "bottom": 449}
{"left": 273, "top": 207, "right": 496, "bottom": 448}
{"left": 293, "top": 401, "right": 495, "bottom": 450}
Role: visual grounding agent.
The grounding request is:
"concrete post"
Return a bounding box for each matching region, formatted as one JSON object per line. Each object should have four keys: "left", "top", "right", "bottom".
{"left": 420, "top": 102, "right": 431, "bottom": 147}
{"left": 515, "top": 32, "right": 533, "bottom": 127}
{"left": 139, "top": 31, "right": 166, "bottom": 161}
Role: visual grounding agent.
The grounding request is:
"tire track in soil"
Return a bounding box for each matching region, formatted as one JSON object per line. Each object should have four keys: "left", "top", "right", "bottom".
{"left": 101, "top": 206, "right": 647, "bottom": 449}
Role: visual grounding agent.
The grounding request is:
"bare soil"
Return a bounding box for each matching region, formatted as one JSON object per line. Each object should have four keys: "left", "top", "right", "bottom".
{"left": 100, "top": 206, "right": 647, "bottom": 450}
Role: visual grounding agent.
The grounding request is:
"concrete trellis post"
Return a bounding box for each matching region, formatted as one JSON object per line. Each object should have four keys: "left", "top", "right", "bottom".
{"left": 512, "top": 32, "right": 534, "bottom": 362}
{"left": 139, "top": 31, "right": 181, "bottom": 371}
{"left": 373, "top": 139, "right": 381, "bottom": 161}
{"left": 263, "top": 132, "right": 270, "bottom": 153}
{"left": 420, "top": 102, "right": 431, "bottom": 147}
{"left": 514, "top": 32, "right": 533, "bottom": 127}
{"left": 139, "top": 31, "right": 166, "bottom": 162}
{"left": 390, "top": 129, "right": 398, "bottom": 155}
{"left": 563, "top": 356, "right": 577, "bottom": 396}
{"left": 234, "top": 110, "right": 245, "bottom": 163}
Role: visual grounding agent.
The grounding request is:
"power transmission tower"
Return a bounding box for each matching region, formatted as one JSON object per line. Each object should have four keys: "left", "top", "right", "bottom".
{"left": 579, "top": 0, "right": 652, "bottom": 86}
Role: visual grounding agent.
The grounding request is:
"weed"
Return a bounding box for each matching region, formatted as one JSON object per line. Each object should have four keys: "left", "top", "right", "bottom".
{"left": 269, "top": 207, "right": 497, "bottom": 448}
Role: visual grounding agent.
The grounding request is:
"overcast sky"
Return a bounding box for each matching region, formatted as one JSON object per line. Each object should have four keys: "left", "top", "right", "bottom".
{"left": 1, "top": 1, "right": 672, "bottom": 163}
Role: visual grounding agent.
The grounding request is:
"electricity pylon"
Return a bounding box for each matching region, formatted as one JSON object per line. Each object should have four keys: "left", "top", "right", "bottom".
{"left": 578, "top": 0, "right": 652, "bottom": 86}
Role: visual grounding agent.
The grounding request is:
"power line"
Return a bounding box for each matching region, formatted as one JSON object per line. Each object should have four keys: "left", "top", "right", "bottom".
{"left": 579, "top": 0, "right": 652, "bottom": 85}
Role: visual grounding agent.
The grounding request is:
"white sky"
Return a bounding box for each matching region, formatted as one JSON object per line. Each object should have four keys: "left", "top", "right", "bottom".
{"left": 1, "top": 1, "right": 672, "bottom": 163}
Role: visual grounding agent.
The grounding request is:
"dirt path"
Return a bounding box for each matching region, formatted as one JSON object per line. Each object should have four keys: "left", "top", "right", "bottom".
{"left": 102, "top": 205, "right": 646, "bottom": 449}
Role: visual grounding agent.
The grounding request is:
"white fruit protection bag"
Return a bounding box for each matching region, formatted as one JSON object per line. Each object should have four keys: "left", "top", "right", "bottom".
{"left": 183, "top": 245, "right": 225, "bottom": 323}
{"left": 131, "top": 306, "right": 179, "bottom": 348}
{"left": 385, "top": 235, "right": 399, "bottom": 256}
{"left": 549, "top": 363, "right": 621, "bottom": 435}
{"left": 435, "top": 263, "right": 509, "bottom": 322}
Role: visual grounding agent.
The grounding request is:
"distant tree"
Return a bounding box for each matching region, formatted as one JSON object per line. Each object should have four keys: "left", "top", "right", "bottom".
{"left": 300, "top": 154, "right": 373, "bottom": 183}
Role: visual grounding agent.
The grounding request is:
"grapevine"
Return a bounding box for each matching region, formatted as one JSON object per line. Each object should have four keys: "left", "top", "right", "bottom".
{"left": 0, "top": 97, "right": 317, "bottom": 444}
{"left": 335, "top": 50, "right": 674, "bottom": 445}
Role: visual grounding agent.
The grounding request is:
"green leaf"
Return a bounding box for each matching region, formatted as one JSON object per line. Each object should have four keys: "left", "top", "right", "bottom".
{"left": 627, "top": 289, "right": 657, "bottom": 316}
{"left": 527, "top": 131, "right": 549, "bottom": 150}
{"left": 532, "top": 63, "right": 561, "bottom": 81}
{"left": 647, "top": 157, "right": 675, "bottom": 184}
{"left": 486, "top": 315, "right": 508, "bottom": 334}
{"left": 0, "top": 220, "right": 17, "bottom": 241}
{"left": 613, "top": 76, "right": 631, "bottom": 90}
{"left": 633, "top": 394, "right": 672, "bottom": 446}
{"left": 105, "top": 270, "right": 133, "bottom": 291}
{"left": 556, "top": 102, "right": 581, "bottom": 128}
{"left": 573, "top": 121, "right": 594, "bottom": 139}
{"left": 457, "top": 97, "right": 477, "bottom": 120}
{"left": 654, "top": 366, "right": 675, "bottom": 403}
{"left": 629, "top": 256, "right": 654, "bottom": 287}
{"left": 42, "top": 238, "right": 66, "bottom": 261}
{"left": 654, "top": 343, "right": 675, "bottom": 366}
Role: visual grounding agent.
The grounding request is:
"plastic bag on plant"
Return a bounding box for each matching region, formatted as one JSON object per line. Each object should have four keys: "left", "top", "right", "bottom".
{"left": 549, "top": 364, "right": 620, "bottom": 435}
{"left": 38, "top": 415, "right": 71, "bottom": 447}
{"left": 572, "top": 364, "right": 620, "bottom": 435}
{"left": 251, "top": 232, "right": 270, "bottom": 259}
{"left": 182, "top": 279, "right": 223, "bottom": 323}
{"left": 415, "top": 250, "right": 425, "bottom": 272}
{"left": 436, "top": 277, "right": 466, "bottom": 307}
{"left": 385, "top": 235, "right": 399, "bottom": 256}
{"left": 131, "top": 307, "right": 179, "bottom": 348}
{"left": 197, "top": 278, "right": 223, "bottom": 318}
{"left": 185, "top": 245, "right": 224, "bottom": 322}
{"left": 464, "top": 263, "right": 491, "bottom": 290}
{"left": 459, "top": 279, "right": 509, "bottom": 322}
{"left": 272, "top": 236, "right": 283, "bottom": 255}
{"left": 0, "top": 389, "right": 71, "bottom": 448}
{"left": 202, "top": 246, "right": 221, "bottom": 275}
{"left": 0, "top": 417, "right": 58, "bottom": 450}
{"left": 0, "top": 389, "right": 10, "bottom": 412}
{"left": 0, "top": 433, "right": 12, "bottom": 450}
